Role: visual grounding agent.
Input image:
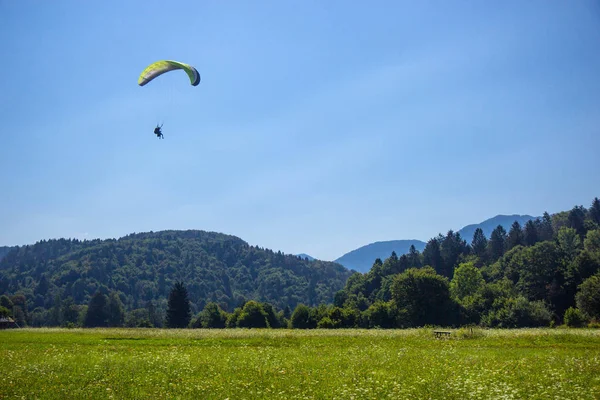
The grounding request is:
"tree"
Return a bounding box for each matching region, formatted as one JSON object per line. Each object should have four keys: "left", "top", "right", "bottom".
{"left": 49, "top": 294, "right": 62, "bottom": 326}
{"left": 471, "top": 228, "right": 488, "bottom": 259}
{"left": 563, "top": 307, "right": 586, "bottom": 327}
{"left": 362, "top": 301, "right": 396, "bottom": 328}
{"left": 568, "top": 206, "right": 587, "bottom": 237}
{"left": 557, "top": 227, "right": 582, "bottom": 261}
{"left": 84, "top": 291, "right": 109, "bottom": 327}
{"left": 488, "top": 225, "right": 507, "bottom": 261}
{"left": 237, "top": 301, "right": 269, "bottom": 328}
{"left": 0, "top": 306, "right": 10, "bottom": 318}
{"left": 165, "top": 282, "right": 191, "bottom": 328}
{"left": 290, "top": 304, "right": 315, "bottom": 329}
{"left": 261, "top": 302, "right": 283, "bottom": 328}
{"left": 524, "top": 220, "right": 539, "bottom": 247}
{"left": 0, "top": 295, "right": 13, "bottom": 315}
{"left": 10, "top": 294, "right": 28, "bottom": 326}
{"left": 197, "top": 302, "right": 227, "bottom": 328}
{"left": 576, "top": 274, "right": 600, "bottom": 320}
{"left": 450, "top": 262, "right": 485, "bottom": 301}
{"left": 440, "top": 231, "right": 467, "bottom": 278}
{"left": 390, "top": 267, "right": 456, "bottom": 327}
{"left": 423, "top": 237, "right": 443, "bottom": 274}
{"left": 407, "top": 245, "right": 422, "bottom": 268}
{"left": 61, "top": 297, "right": 80, "bottom": 326}
{"left": 538, "top": 212, "right": 554, "bottom": 242}
{"left": 481, "top": 296, "right": 552, "bottom": 328}
{"left": 35, "top": 274, "right": 49, "bottom": 297}
{"left": 283, "top": 305, "right": 292, "bottom": 320}
{"left": 147, "top": 301, "right": 161, "bottom": 328}
{"left": 516, "top": 241, "right": 561, "bottom": 302}
{"left": 505, "top": 221, "right": 524, "bottom": 251}
{"left": 107, "top": 292, "right": 125, "bottom": 327}
{"left": 590, "top": 197, "right": 600, "bottom": 226}
{"left": 584, "top": 229, "right": 600, "bottom": 263}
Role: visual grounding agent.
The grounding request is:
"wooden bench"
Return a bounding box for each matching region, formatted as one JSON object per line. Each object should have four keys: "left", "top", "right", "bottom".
{"left": 433, "top": 330, "right": 451, "bottom": 338}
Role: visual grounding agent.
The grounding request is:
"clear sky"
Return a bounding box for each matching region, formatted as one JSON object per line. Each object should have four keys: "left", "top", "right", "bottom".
{"left": 1, "top": 1, "right": 599, "bottom": 261}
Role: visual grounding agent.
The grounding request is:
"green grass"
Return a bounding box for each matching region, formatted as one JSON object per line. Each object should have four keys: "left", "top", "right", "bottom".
{"left": 1, "top": 328, "right": 599, "bottom": 399}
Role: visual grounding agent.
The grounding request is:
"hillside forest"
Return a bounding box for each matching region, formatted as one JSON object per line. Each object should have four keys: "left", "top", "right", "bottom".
{"left": 1, "top": 197, "right": 599, "bottom": 330}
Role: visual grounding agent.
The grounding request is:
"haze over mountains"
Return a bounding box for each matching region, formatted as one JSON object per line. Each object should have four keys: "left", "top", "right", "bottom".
{"left": 331, "top": 214, "right": 538, "bottom": 272}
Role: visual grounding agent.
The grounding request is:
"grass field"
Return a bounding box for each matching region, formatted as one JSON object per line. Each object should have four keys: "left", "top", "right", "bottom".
{"left": 1, "top": 328, "right": 599, "bottom": 399}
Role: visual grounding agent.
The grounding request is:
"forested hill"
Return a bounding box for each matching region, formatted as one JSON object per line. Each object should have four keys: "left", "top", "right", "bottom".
{"left": 0, "top": 246, "right": 14, "bottom": 261}
{"left": 0, "top": 230, "right": 352, "bottom": 316}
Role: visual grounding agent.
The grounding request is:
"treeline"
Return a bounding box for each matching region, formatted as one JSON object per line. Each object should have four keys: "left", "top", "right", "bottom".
{"left": 0, "top": 230, "right": 351, "bottom": 327}
{"left": 330, "top": 197, "right": 600, "bottom": 328}
{"left": 70, "top": 197, "right": 599, "bottom": 330}
{"left": 2, "top": 198, "right": 599, "bottom": 329}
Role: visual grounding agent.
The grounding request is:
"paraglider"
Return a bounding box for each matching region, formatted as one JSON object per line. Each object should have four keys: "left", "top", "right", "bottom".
{"left": 138, "top": 60, "right": 200, "bottom": 139}
{"left": 138, "top": 60, "right": 200, "bottom": 87}
{"left": 154, "top": 124, "right": 164, "bottom": 139}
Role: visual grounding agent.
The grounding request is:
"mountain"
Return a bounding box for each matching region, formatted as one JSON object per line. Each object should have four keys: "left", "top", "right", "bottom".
{"left": 0, "top": 246, "right": 14, "bottom": 261}
{"left": 457, "top": 214, "right": 538, "bottom": 242}
{"left": 334, "top": 240, "right": 426, "bottom": 273}
{"left": 296, "top": 253, "right": 316, "bottom": 261}
{"left": 0, "top": 230, "right": 352, "bottom": 317}
{"left": 334, "top": 214, "right": 538, "bottom": 273}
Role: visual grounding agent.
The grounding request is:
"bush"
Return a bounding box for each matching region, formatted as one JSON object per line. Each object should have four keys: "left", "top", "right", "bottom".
{"left": 290, "top": 304, "right": 316, "bottom": 329}
{"left": 0, "top": 306, "right": 10, "bottom": 318}
{"left": 564, "top": 307, "right": 587, "bottom": 328}
{"left": 576, "top": 274, "right": 600, "bottom": 320}
{"left": 587, "top": 320, "right": 600, "bottom": 329}
{"left": 481, "top": 297, "right": 552, "bottom": 328}
{"left": 317, "top": 317, "right": 337, "bottom": 329}
{"left": 237, "top": 301, "right": 269, "bottom": 328}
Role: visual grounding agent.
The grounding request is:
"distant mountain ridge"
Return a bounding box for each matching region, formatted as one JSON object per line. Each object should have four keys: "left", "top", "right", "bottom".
{"left": 296, "top": 253, "right": 316, "bottom": 261}
{"left": 334, "top": 240, "right": 426, "bottom": 273}
{"left": 457, "top": 214, "right": 537, "bottom": 243}
{"left": 334, "top": 214, "right": 537, "bottom": 272}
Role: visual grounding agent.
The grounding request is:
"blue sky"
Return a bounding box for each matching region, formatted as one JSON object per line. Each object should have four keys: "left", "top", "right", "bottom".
{"left": 1, "top": 1, "right": 599, "bottom": 261}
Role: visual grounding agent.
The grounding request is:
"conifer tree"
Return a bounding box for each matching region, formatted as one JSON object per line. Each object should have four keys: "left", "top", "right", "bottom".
{"left": 166, "top": 282, "right": 191, "bottom": 328}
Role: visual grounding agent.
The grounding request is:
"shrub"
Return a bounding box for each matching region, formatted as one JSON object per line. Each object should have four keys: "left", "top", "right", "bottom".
{"left": 564, "top": 307, "right": 587, "bottom": 328}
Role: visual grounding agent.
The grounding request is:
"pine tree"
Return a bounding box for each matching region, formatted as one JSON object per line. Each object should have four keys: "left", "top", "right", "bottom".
{"left": 423, "top": 237, "right": 443, "bottom": 274}
{"left": 440, "top": 231, "right": 467, "bottom": 278}
{"left": 590, "top": 197, "right": 600, "bottom": 225}
{"left": 166, "top": 282, "right": 191, "bottom": 328}
{"left": 471, "top": 228, "right": 488, "bottom": 258}
{"left": 539, "top": 212, "right": 554, "bottom": 241}
{"left": 524, "top": 220, "right": 539, "bottom": 246}
{"left": 84, "top": 291, "right": 109, "bottom": 327}
{"left": 107, "top": 292, "right": 125, "bottom": 327}
{"left": 505, "top": 221, "right": 524, "bottom": 251}
{"left": 35, "top": 274, "right": 49, "bottom": 297}
{"left": 488, "top": 225, "right": 507, "bottom": 261}
{"left": 147, "top": 301, "right": 160, "bottom": 328}
{"left": 568, "top": 206, "right": 587, "bottom": 237}
{"left": 407, "top": 245, "right": 422, "bottom": 268}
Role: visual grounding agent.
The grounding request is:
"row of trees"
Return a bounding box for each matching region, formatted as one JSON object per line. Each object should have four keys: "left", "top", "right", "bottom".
{"left": 332, "top": 198, "right": 600, "bottom": 328}
{"left": 2, "top": 198, "right": 599, "bottom": 329}
{"left": 152, "top": 197, "right": 600, "bottom": 330}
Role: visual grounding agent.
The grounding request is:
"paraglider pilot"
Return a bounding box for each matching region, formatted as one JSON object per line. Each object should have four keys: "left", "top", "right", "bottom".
{"left": 154, "top": 124, "right": 164, "bottom": 139}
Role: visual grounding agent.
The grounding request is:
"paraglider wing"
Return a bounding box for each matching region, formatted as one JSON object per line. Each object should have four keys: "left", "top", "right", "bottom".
{"left": 138, "top": 60, "right": 200, "bottom": 87}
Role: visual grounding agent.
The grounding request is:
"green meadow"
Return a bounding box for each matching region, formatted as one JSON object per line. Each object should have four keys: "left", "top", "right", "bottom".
{"left": 1, "top": 328, "right": 599, "bottom": 399}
